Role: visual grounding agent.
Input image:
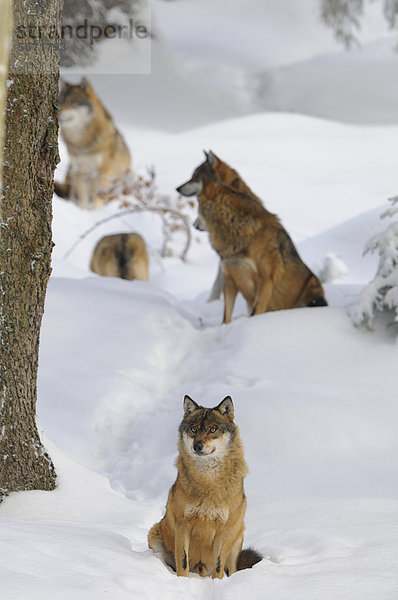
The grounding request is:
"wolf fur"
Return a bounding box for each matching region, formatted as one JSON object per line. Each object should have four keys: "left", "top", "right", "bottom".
{"left": 148, "top": 395, "right": 261, "bottom": 578}
{"left": 90, "top": 233, "right": 149, "bottom": 281}
{"left": 197, "top": 177, "right": 327, "bottom": 323}
{"left": 54, "top": 78, "right": 131, "bottom": 210}
{"left": 177, "top": 151, "right": 263, "bottom": 300}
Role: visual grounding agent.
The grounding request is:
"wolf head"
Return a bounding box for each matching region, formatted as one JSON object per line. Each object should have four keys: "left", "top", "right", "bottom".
{"left": 58, "top": 77, "right": 97, "bottom": 131}
{"left": 176, "top": 151, "right": 218, "bottom": 198}
{"left": 179, "top": 395, "right": 236, "bottom": 462}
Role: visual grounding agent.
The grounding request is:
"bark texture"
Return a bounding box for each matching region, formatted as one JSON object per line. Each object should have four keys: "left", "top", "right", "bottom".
{"left": 0, "top": 0, "right": 62, "bottom": 498}
{"left": 0, "top": 0, "right": 12, "bottom": 190}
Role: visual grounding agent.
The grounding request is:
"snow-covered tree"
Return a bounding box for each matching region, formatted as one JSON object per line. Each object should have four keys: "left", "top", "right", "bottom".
{"left": 321, "top": 0, "right": 398, "bottom": 47}
{"left": 350, "top": 197, "right": 398, "bottom": 330}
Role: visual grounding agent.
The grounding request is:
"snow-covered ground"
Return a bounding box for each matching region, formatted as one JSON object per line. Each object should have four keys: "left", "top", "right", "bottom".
{"left": 2, "top": 1, "right": 398, "bottom": 598}
{"left": 2, "top": 111, "right": 398, "bottom": 600}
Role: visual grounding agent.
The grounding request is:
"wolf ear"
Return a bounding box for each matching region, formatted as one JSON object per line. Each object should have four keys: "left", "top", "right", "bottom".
{"left": 80, "top": 77, "right": 92, "bottom": 92}
{"left": 183, "top": 395, "right": 200, "bottom": 416}
{"left": 216, "top": 396, "right": 234, "bottom": 419}
{"left": 207, "top": 151, "right": 217, "bottom": 167}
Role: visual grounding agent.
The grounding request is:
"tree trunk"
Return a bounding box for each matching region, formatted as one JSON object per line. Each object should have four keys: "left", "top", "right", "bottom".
{"left": 0, "top": 0, "right": 12, "bottom": 190}
{"left": 0, "top": 0, "right": 62, "bottom": 498}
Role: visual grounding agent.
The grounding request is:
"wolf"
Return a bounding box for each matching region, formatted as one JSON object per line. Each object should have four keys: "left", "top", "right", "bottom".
{"left": 54, "top": 78, "right": 131, "bottom": 210}
{"left": 148, "top": 395, "right": 261, "bottom": 578}
{"left": 197, "top": 177, "right": 327, "bottom": 324}
{"left": 90, "top": 233, "right": 149, "bottom": 281}
{"left": 177, "top": 151, "right": 263, "bottom": 300}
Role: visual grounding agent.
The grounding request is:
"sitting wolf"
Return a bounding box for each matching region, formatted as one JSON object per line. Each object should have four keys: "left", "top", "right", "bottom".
{"left": 54, "top": 78, "right": 131, "bottom": 210}
{"left": 177, "top": 152, "right": 327, "bottom": 320}
{"left": 148, "top": 395, "right": 262, "bottom": 578}
{"left": 197, "top": 177, "right": 327, "bottom": 323}
{"left": 177, "top": 151, "right": 264, "bottom": 300}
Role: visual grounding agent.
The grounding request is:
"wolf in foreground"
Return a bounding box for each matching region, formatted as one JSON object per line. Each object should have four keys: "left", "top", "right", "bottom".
{"left": 54, "top": 78, "right": 131, "bottom": 210}
{"left": 148, "top": 395, "right": 261, "bottom": 578}
{"left": 90, "top": 233, "right": 149, "bottom": 281}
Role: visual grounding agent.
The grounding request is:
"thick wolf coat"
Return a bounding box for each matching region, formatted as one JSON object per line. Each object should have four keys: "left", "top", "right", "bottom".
{"left": 177, "top": 151, "right": 265, "bottom": 300}
{"left": 90, "top": 233, "right": 149, "bottom": 281}
{"left": 54, "top": 78, "right": 131, "bottom": 210}
{"left": 197, "top": 178, "right": 327, "bottom": 323}
{"left": 148, "top": 396, "right": 261, "bottom": 578}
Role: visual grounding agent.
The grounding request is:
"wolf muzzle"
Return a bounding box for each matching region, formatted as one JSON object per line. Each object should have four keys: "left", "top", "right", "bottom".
{"left": 193, "top": 441, "right": 204, "bottom": 453}
{"left": 176, "top": 181, "right": 203, "bottom": 197}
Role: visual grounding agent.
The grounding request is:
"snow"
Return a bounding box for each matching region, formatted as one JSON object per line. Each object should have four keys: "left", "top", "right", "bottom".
{"left": 152, "top": 0, "right": 398, "bottom": 124}
{"left": 2, "top": 1, "right": 398, "bottom": 598}
{"left": 259, "top": 37, "right": 398, "bottom": 124}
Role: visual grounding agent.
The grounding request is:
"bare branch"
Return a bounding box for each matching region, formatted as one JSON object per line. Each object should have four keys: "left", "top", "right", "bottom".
{"left": 63, "top": 205, "right": 192, "bottom": 262}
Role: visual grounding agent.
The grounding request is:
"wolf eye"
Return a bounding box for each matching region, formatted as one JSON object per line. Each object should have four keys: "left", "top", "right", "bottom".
{"left": 209, "top": 426, "right": 217, "bottom": 433}
{"left": 190, "top": 426, "right": 197, "bottom": 433}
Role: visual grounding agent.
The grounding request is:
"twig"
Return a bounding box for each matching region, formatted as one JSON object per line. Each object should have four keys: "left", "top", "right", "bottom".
{"left": 62, "top": 205, "right": 192, "bottom": 262}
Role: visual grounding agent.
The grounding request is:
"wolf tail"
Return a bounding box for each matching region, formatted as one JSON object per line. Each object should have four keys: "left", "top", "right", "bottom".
{"left": 237, "top": 547, "right": 262, "bottom": 571}
{"left": 54, "top": 180, "right": 71, "bottom": 199}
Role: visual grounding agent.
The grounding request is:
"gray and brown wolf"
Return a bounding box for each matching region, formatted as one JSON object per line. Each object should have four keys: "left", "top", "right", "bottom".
{"left": 90, "top": 233, "right": 149, "bottom": 281}
{"left": 54, "top": 78, "right": 131, "bottom": 210}
{"left": 177, "top": 151, "right": 263, "bottom": 300}
{"left": 177, "top": 152, "right": 327, "bottom": 321}
{"left": 148, "top": 395, "right": 261, "bottom": 578}
{"left": 197, "top": 177, "right": 327, "bottom": 323}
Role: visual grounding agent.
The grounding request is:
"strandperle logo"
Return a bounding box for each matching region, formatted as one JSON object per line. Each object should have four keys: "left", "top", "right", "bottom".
{"left": 9, "top": 10, "right": 152, "bottom": 75}
{"left": 15, "top": 19, "right": 149, "bottom": 46}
